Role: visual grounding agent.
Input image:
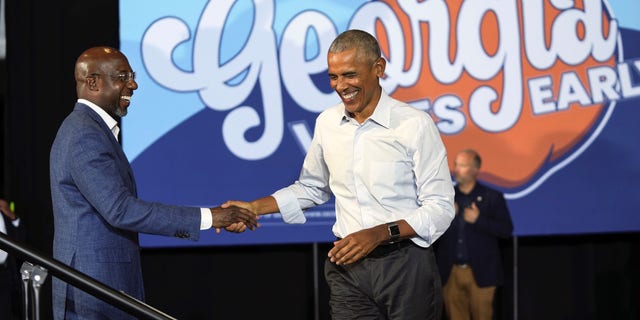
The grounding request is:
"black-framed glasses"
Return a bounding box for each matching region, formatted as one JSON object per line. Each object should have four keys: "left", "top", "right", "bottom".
{"left": 90, "top": 71, "right": 136, "bottom": 82}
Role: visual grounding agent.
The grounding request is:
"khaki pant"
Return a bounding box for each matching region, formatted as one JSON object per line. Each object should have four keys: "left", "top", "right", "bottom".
{"left": 443, "top": 264, "right": 496, "bottom": 320}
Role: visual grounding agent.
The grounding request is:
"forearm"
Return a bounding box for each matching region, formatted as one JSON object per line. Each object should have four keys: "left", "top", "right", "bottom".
{"left": 250, "top": 196, "right": 280, "bottom": 215}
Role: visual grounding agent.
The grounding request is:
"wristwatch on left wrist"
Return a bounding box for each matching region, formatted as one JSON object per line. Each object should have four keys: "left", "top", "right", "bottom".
{"left": 387, "top": 221, "right": 400, "bottom": 243}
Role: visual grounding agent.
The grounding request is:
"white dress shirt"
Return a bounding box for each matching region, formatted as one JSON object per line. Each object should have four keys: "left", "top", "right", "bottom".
{"left": 272, "top": 91, "right": 455, "bottom": 247}
{"left": 78, "top": 99, "right": 212, "bottom": 230}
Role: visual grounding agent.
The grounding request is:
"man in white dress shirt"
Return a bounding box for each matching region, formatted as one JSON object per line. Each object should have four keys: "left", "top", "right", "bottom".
{"left": 224, "top": 29, "right": 454, "bottom": 319}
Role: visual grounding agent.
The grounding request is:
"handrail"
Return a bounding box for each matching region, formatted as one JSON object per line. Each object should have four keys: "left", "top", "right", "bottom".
{"left": 0, "top": 232, "right": 176, "bottom": 320}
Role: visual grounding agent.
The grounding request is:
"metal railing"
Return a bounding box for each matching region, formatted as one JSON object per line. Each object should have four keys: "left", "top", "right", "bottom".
{"left": 0, "top": 232, "right": 176, "bottom": 320}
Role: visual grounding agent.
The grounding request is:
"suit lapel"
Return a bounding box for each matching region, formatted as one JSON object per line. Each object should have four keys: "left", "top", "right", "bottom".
{"left": 75, "top": 103, "right": 138, "bottom": 196}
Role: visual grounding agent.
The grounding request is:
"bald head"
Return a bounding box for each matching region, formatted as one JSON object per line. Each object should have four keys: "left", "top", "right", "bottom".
{"left": 75, "top": 47, "right": 126, "bottom": 96}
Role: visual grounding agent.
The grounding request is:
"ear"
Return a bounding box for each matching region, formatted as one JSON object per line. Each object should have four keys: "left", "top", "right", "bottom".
{"left": 374, "top": 57, "right": 386, "bottom": 78}
{"left": 86, "top": 75, "right": 99, "bottom": 91}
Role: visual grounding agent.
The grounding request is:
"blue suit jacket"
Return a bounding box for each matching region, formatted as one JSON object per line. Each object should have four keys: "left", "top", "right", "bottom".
{"left": 434, "top": 182, "right": 513, "bottom": 287}
{"left": 50, "top": 103, "right": 201, "bottom": 319}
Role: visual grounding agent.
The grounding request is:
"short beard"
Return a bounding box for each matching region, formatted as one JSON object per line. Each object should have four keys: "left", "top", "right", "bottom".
{"left": 114, "top": 107, "right": 127, "bottom": 118}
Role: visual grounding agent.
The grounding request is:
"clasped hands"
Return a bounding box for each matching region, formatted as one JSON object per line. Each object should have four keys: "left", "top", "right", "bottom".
{"left": 210, "top": 204, "right": 259, "bottom": 233}
{"left": 211, "top": 200, "right": 258, "bottom": 234}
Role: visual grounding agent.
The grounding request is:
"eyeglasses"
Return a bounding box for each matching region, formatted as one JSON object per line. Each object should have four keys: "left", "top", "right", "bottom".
{"left": 90, "top": 71, "right": 136, "bottom": 82}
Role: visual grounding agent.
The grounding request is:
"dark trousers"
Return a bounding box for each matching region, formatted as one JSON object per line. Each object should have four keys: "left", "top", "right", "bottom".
{"left": 324, "top": 242, "right": 442, "bottom": 320}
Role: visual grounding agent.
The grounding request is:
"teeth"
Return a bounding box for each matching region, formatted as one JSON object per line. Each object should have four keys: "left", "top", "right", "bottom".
{"left": 121, "top": 96, "right": 131, "bottom": 101}
{"left": 342, "top": 91, "right": 357, "bottom": 100}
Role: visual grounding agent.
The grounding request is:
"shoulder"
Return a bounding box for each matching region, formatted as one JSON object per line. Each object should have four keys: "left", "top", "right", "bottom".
{"left": 316, "top": 103, "right": 345, "bottom": 123}
{"left": 387, "top": 101, "right": 441, "bottom": 146}
{"left": 387, "top": 96, "right": 436, "bottom": 128}
{"left": 57, "top": 106, "right": 103, "bottom": 136}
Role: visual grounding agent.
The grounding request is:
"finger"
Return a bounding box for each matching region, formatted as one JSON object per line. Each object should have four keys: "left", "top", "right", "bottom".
{"left": 340, "top": 245, "right": 362, "bottom": 265}
{"left": 232, "top": 223, "right": 248, "bottom": 232}
{"left": 328, "top": 240, "right": 346, "bottom": 259}
{"left": 331, "top": 243, "right": 354, "bottom": 264}
{"left": 239, "top": 214, "right": 258, "bottom": 230}
{"left": 224, "top": 222, "right": 241, "bottom": 232}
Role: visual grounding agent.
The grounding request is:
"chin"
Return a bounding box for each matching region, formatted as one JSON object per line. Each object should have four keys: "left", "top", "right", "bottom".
{"left": 115, "top": 109, "right": 128, "bottom": 117}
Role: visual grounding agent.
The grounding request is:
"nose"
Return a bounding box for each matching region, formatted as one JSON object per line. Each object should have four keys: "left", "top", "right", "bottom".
{"left": 333, "top": 76, "right": 347, "bottom": 92}
{"left": 128, "top": 79, "right": 138, "bottom": 90}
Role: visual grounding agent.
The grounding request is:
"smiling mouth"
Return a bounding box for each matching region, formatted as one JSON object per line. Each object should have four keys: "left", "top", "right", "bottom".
{"left": 341, "top": 91, "right": 358, "bottom": 102}
{"left": 121, "top": 95, "right": 131, "bottom": 102}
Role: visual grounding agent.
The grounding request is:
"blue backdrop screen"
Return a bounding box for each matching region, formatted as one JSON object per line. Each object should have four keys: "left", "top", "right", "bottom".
{"left": 119, "top": 0, "right": 640, "bottom": 247}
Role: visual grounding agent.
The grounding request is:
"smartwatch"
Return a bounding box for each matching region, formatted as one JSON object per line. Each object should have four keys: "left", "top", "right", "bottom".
{"left": 387, "top": 222, "right": 400, "bottom": 243}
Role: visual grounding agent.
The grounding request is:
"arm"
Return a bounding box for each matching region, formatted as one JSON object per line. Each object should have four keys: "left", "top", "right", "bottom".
{"left": 399, "top": 115, "right": 455, "bottom": 245}
{"left": 218, "top": 196, "right": 278, "bottom": 233}
{"left": 67, "top": 128, "right": 201, "bottom": 238}
{"left": 221, "top": 126, "right": 332, "bottom": 231}
{"left": 224, "top": 196, "right": 280, "bottom": 216}
{"left": 327, "top": 219, "right": 416, "bottom": 265}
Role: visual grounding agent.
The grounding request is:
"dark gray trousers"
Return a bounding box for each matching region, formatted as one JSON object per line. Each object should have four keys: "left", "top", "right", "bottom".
{"left": 324, "top": 242, "right": 442, "bottom": 320}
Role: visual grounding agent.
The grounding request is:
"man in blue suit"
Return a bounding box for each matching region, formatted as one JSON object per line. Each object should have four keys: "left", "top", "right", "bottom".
{"left": 434, "top": 149, "right": 513, "bottom": 320}
{"left": 49, "top": 46, "right": 259, "bottom": 319}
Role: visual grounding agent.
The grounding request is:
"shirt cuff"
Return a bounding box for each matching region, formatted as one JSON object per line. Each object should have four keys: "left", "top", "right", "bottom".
{"left": 272, "top": 189, "right": 306, "bottom": 224}
{"left": 200, "top": 208, "right": 212, "bottom": 230}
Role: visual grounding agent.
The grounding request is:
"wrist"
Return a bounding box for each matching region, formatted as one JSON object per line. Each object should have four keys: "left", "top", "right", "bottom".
{"left": 386, "top": 221, "right": 401, "bottom": 243}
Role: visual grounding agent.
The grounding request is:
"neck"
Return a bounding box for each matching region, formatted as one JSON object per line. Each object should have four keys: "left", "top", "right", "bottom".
{"left": 458, "top": 181, "right": 476, "bottom": 194}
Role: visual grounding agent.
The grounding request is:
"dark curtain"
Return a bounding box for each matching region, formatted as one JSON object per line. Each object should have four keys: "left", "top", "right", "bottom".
{"left": 4, "top": 1, "right": 119, "bottom": 318}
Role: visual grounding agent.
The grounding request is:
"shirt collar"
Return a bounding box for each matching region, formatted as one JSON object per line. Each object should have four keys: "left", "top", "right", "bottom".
{"left": 340, "top": 90, "right": 392, "bottom": 128}
{"left": 78, "top": 99, "right": 119, "bottom": 136}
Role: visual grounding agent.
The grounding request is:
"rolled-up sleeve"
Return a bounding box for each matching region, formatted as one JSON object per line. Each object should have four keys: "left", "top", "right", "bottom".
{"left": 401, "top": 116, "right": 455, "bottom": 247}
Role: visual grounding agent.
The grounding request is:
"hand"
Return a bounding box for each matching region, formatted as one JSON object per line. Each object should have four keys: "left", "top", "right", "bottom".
{"left": 222, "top": 200, "right": 254, "bottom": 213}
{"left": 463, "top": 202, "right": 480, "bottom": 223}
{"left": 328, "top": 227, "right": 383, "bottom": 265}
{"left": 215, "top": 222, "right": 248, "bottom": 234}
{"left": 0, "top": 199, "right": 16, "bottom": 221}
{"left": 210, "top": 205, "right": 259, "bottom": 231}
{"left": 214, "top": 200, "right": 256, "bottom": 234}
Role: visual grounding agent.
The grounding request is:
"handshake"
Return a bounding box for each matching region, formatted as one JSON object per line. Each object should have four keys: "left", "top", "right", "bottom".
{"left": 209, "top": 200, "right": 259, "bottom": 233}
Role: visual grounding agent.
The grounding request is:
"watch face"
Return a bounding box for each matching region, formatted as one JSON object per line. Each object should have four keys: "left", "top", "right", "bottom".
{"left": 388, "top": 222, "right": 400, "bottom": 238}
